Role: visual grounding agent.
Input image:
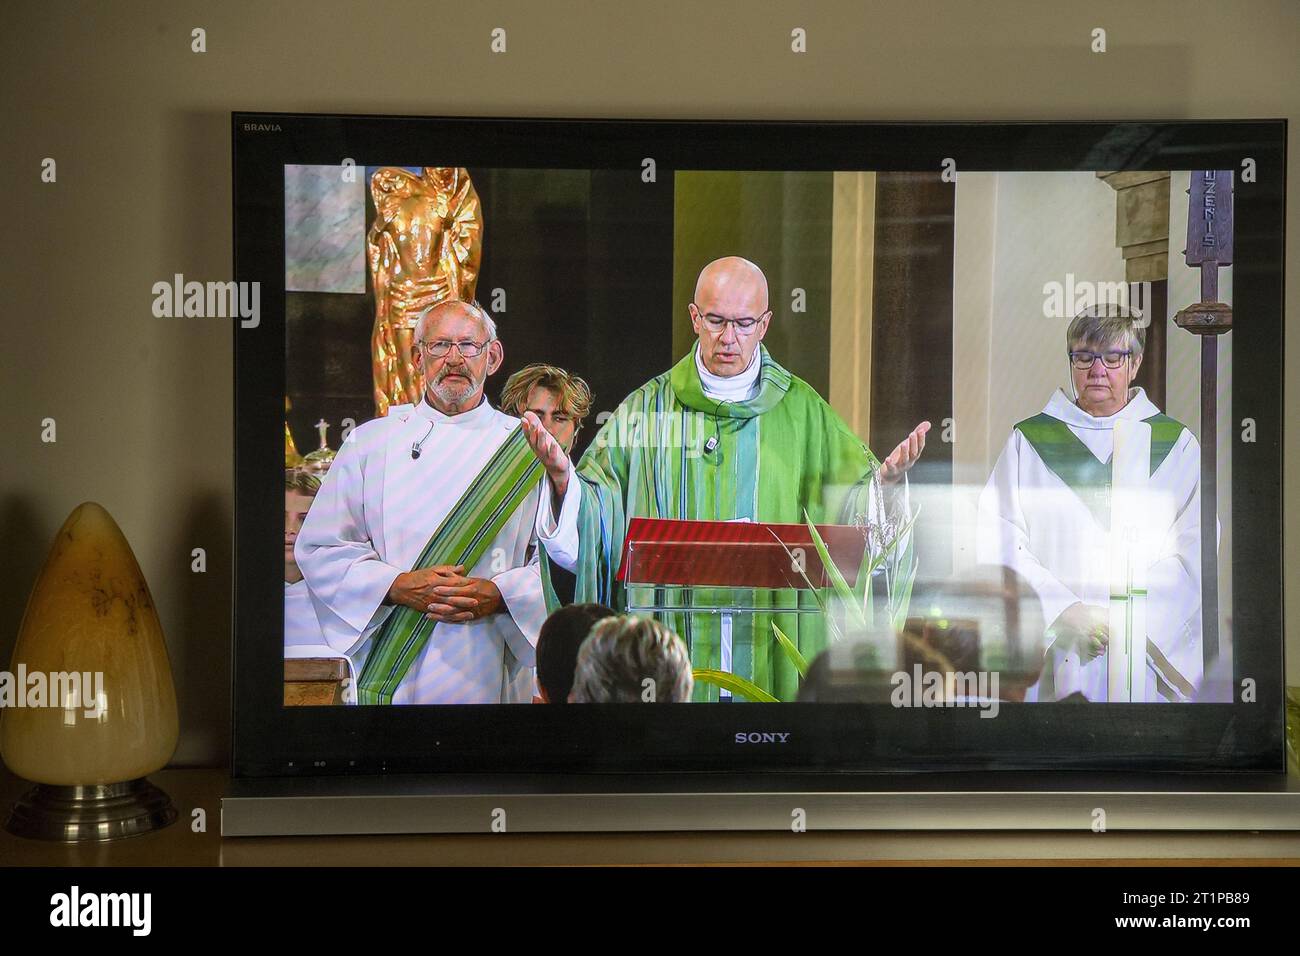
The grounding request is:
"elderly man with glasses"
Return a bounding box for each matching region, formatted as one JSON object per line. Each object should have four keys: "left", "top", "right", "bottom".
{"left": 295, "top": 299, "right": 549, "bottom": 704}
{"left": 976, "top": 303, "right": 1209, "bottom": 703}
{"left": 521, "top": 256, "right": 930, "bottom": 702}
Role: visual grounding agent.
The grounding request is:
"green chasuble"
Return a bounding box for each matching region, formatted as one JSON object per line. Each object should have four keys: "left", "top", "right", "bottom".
{"left": 541, "top": 344, "right": 908, "bottom": 702}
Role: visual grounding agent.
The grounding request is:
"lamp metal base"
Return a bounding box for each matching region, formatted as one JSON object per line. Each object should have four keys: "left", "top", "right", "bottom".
{"left": 5, "top": 777, "right": 178, "bottom": 842}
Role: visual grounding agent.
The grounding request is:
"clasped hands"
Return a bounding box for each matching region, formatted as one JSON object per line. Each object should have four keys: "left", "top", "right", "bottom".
{"left": 387, "top": 564, "right": 503, "bottom": 624}
{"left": 1049, "top": 601, "right": 1110, "bottom": 663}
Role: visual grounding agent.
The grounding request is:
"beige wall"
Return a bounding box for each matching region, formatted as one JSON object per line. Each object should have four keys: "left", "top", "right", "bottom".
{"left": 2, "top": 1, "right": 1297, "bottom": 767}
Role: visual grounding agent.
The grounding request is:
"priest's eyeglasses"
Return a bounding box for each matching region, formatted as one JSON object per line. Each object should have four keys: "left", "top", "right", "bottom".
{"left": 698, "top": 311, "right": 770, "bottom": 335}
{"left": 1069, "top": 349, "right": 1132, "bottom": 370}
{"left": 422, "top": 339, "right": 492, "bottom": 358}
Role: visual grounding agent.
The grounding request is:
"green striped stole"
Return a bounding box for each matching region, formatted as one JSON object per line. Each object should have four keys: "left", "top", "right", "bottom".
{"left": 1014, "top": 412, "right": 1186, "bottom": 530}
{"left": 355, "top": 425, "right": 544, "bottom": 705}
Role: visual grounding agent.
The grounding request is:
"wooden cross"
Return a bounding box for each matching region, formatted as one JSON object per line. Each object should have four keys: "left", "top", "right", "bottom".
{"left": 1174, "top": 170, "right": 1234, "bottom": 672}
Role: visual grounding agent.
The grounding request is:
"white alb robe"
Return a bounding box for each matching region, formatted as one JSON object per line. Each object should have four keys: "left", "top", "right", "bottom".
{"left": 976, "top": 387, "right": 1209, "bottom": 702}
{"left": 285, "top": 579, "right": 357, "bottom": 702}
{"left": 284, "top": 579, "right": 331, "bottom": 653}
{"left": 295, "top": 397, "right": 548, "bottom": 704}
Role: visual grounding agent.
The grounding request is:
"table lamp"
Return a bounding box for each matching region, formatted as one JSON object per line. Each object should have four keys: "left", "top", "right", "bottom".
{"left": 1, "top": 502, "right": 179, "bottom": 841}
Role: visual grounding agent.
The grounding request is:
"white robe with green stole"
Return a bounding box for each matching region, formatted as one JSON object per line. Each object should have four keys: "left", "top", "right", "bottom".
{"left": 976, "top": 387, "right": 1208, "bottom": 702}
{"left": 294, "top": 397, "right": 547, "bottom": 704}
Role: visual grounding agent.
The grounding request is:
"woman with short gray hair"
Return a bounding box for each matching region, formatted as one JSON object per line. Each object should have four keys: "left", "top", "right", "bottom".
{"left": 569, "top": 615, "right": 694, "bottom": 703}
{"left": 975, "top": 303, "right": 1208, "bottom": 703}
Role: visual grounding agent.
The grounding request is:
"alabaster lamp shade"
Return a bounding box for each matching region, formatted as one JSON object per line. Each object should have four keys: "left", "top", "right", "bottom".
{"left": 1, "top": 502, "right": 179, "bottom": 840}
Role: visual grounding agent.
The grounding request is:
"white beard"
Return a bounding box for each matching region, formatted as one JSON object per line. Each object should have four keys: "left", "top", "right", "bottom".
{"left": 428, "top": 372, "right": 479, "bottom": 408}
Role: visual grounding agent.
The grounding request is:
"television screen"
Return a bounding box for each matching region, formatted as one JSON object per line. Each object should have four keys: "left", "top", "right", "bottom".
{"left": 234, "top": 114, "right": 1285, "bottom": 775}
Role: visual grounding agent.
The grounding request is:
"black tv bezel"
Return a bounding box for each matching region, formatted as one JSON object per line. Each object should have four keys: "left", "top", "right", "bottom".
{"left": 233, "top": 112, "right": 1286, "bottom": 778}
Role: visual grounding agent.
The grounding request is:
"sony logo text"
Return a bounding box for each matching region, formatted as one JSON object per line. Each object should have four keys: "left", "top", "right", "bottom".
{"left": 735, "top": 732, "right": 791, "bottom": 744}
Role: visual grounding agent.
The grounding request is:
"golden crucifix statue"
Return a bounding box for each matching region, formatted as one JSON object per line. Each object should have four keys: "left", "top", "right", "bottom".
{"left": 367, "top": 166, "right": 483, "bottom": 416}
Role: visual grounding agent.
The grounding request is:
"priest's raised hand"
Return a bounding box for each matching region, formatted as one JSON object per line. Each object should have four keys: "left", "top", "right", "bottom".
{"left": 521, "top": 410, "right": 571, "bottom": 499}
{"left": 878, "top": 420, "right": 932, "bottom": 485}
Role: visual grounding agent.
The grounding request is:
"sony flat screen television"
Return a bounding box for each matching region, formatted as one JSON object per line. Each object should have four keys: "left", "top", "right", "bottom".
{"left": 228, "top": 112, "right": 1288, "bottom": 832}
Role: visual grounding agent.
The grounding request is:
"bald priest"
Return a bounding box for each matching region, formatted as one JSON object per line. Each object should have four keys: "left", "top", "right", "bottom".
{"left": 522, "top": 256, "right": 931, "bottom": 702}
{"left": 295, "top": 300, "right": 548, "bottom": 704}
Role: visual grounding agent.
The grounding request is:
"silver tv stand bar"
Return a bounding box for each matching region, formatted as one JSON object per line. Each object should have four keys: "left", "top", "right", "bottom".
{"left": 222, "top": 771, "right": 1300, "bottom": 836}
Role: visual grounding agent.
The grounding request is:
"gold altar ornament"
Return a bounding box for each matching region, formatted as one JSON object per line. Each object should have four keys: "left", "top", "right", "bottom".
{"left": 301, "top": 418, "right": 337, "bottom": 478}
{"left": 368, "top": 166, "right": 483, "bottom": 416}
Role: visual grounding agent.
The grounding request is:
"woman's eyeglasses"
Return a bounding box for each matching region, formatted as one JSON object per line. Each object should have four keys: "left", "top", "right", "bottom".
{"left": 1069, "top": 349, "right": 1132, "bottom": 370}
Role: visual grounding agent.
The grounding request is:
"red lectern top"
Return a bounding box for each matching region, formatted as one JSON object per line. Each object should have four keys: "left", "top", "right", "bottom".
{"left": 616, "top": 518, "right": 867, "bottom": 590}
